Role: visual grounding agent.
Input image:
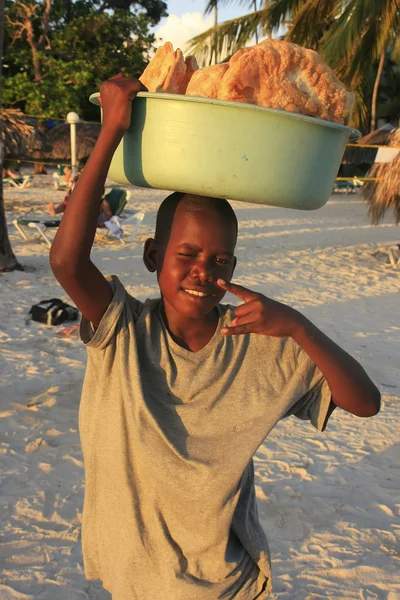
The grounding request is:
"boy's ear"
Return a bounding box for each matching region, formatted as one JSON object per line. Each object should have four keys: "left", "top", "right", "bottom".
{"left": 231, "top": 256, "right": 237, "bottom": 277}
{"left": 143, "top": 238, "right": 158, "bottom": 272}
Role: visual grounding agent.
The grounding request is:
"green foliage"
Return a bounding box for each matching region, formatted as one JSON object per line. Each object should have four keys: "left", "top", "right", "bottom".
{"left": 2, "top": 0, "right": 164, "bottom": 120}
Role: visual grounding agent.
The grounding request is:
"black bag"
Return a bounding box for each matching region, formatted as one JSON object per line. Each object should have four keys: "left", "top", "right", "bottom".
{"left": 29, "top": 298, "right": 79, "bottom": 326}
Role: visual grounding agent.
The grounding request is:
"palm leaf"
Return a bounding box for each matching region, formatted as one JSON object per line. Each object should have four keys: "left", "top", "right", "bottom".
{"left": 323, "top": 0, "right": 399, "bottom": 83}
{"left": 187, "top": 9, "right": 270, "bottom": 65}
{"left": 284, "top": 0, "right": 337, "bottom": 49}
{"left": 389, "top": 34, "right": 400, "bottom": 65}
{"left": 265, "top": 0, "right": 308, "bottom": 31}
{"left": 204, "top": 0, "right": 259, "bottom": 14}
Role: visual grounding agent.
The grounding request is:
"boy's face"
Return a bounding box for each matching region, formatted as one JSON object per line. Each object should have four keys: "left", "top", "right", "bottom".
{"left": 146, "top": 207, "right": 237, "bottom": 320}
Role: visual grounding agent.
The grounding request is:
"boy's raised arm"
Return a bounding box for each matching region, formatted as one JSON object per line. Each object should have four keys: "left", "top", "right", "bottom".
{"left": 50, "top": 74, "right": 145, "bottom": 327}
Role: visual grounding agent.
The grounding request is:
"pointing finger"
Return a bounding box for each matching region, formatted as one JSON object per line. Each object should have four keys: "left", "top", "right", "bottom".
{"left": 217, "top": 279, "right": 258, "bottom": 302}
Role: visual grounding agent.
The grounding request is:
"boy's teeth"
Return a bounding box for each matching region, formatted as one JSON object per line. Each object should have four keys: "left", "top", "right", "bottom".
{"left": 184, "top": 289, "right": 207, "bottom": 297}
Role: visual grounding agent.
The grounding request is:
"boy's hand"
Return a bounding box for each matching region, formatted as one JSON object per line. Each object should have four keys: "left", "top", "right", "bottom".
{"left": 99, "top": 73, "right": 146, "bottom": 136}
{"left": 217, "top": 279, "right": 304, "bottom": 338}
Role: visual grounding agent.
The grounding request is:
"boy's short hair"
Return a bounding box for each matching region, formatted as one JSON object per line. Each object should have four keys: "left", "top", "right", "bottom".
{"left": 155, "top": 192, "right": 238, "bottom": 247}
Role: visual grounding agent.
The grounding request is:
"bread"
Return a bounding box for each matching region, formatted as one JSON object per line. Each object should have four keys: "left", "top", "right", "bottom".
{"left": 186, "top": 63, "right": 229, "bottom": 98}
{"left": 217, "top": 39, "right": 354, "bottom": 124}
{"left": 139, "top": 42, "right": 199, "bottom": 94}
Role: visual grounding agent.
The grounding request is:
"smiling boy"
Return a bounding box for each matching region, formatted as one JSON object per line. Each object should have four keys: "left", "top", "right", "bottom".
{"left": 50, "top": 73, "right": 380, "bottom": 600}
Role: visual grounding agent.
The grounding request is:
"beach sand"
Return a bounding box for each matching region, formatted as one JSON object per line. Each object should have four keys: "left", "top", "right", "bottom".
{"left": 1, "top": 172, "right": 399, "bottom": 599}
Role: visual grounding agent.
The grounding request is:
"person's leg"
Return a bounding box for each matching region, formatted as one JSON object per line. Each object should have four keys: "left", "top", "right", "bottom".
{"left": 48, "top": 202, "right": 65, "bottom": 216}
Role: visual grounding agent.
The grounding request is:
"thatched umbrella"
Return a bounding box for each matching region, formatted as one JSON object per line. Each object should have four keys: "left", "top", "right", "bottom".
{"left": 341, "top": 123, "right": 396, "bottom": 172}
{"left": 0, "top": 108, "right": 47, "bottom": 158}
{"left": 44, "top": 122, "right": 101, "bottom": 164}
{"left": 362, "top": 128, "right": 400, "bottom": 225}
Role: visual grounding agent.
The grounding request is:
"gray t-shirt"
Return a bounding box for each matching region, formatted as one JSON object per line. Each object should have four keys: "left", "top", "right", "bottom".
{"left": 79, "top": 276, "right": 333, "bottom": 600}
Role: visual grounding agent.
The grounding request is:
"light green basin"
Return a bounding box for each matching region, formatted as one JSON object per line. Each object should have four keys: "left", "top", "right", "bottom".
{"left": 90, "top": 92, "right": 360, "bottom": 210}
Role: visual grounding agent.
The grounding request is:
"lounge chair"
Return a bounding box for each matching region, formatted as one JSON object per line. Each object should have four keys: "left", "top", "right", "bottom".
{"left": 12, "top": 187, "right": 144, "bottom": 247}
{"left": 388, "top": 244, "right": 400, "bottom": 267}
{"left": 4, "top": 175, "right": 33, "bottom": 189}
{"left": 95, "top": 188, "right": 145, "bottom": 244}
{"left": 12, "top": 217, "right": 61, "bottom": 247}
{"left": 333, "top": 178, "right": 363, "bottom": 194}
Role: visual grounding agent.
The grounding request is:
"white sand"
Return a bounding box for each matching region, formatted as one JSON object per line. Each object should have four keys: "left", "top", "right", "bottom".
{"left": 1, "top": 172, "right": 399, "bottom": 599}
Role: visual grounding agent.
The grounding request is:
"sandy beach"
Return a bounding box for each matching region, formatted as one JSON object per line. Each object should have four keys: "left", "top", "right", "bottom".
{"left": 1, "top": 171, "right": 399, "bottom": 599}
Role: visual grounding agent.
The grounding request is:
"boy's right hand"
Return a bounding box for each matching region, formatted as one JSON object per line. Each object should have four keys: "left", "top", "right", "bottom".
{"left": 99, "top": 73, "right": 147, "bottom": 137}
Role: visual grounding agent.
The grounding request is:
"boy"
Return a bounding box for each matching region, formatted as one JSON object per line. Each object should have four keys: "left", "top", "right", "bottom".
{"left": 50, "top": 73, "right": 380, "bottom": 600}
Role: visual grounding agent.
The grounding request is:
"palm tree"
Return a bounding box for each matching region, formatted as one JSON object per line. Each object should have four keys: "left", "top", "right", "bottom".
{"left": 0, "top": 0, "right": 22, "bottom": 272}
{"left": 189, "top": 0, "right": 400, "bottom": 131}
{"left": 0, "top": 109, "right": 46, "bottom": 271}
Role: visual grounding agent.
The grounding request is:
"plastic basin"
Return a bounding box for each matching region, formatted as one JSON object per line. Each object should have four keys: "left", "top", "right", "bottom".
{"left": 90, "top": 92, "right": 360, "bottom": 210}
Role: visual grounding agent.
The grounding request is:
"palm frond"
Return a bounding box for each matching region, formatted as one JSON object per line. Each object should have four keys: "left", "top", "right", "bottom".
{"left": 204, "top": 0, "right": 258, "bottom": 15}
{"left": 390, "top": 34, "right": 400, "bottom": 65}
{"left": 285, "top": 0, "right": 337, "bottom": 50}
{"left": 323, "top": 0, "right": 399, "bottom": 83}
{"left": 187, "top": 9, "right": 270, "bottom": 65}
{"left": 265, "top": 0, "right": 307, "bottom": 31}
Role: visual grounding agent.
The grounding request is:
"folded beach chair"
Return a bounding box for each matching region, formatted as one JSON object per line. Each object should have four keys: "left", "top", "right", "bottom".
{"left": 4, "top": 175, "right": 33, "bottom": 189}
{"left": 12, "top": 188, "right": 144, "bottom": 247}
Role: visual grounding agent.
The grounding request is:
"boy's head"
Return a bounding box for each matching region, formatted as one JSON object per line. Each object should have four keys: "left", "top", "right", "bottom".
{"left": 144, "top": 192, "right": 238, "bottom": 319}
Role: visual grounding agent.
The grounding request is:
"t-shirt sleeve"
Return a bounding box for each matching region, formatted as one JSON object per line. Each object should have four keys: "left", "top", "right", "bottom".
{"left": 80, "top": 275, "right": 144, "bottom": 348}
{"left": 284, "top": 350, "right": 336, "bottom": 432}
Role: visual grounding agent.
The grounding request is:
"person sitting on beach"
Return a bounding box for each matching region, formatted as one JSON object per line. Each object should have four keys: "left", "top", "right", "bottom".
{"left": 48, "top": 172, "right": 80, "bottom": 216}
{"left": 61, "top": 165, "right": 74, "bottom": 185}
{"left": 48, "top": 177, "right": 112, "bottom": 227}
{"left": 2, "top": 159, "right": 22, "bottom": 181}
{"left": 49, "top": 73, "right": 381, "bottom": 600}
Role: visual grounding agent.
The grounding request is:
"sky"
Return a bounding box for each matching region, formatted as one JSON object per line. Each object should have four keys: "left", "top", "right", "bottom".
{"left": 153, "top": 0, "right": 253, "bottom": 53}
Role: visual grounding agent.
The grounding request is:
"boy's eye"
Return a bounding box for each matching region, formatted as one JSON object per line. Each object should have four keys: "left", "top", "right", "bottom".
{"left": 216, "top": 258, "right": 229, "bottom": 265}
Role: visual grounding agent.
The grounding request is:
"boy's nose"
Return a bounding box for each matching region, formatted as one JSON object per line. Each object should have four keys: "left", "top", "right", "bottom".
{"left": 191, "top": 261, "right": 213, "bottom": 282}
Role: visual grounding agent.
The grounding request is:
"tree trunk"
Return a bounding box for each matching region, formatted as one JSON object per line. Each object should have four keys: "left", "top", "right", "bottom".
{"left": 371, "top": 50, "right": 385, "bottom": 132}
{"left": 0, "top": 0, "right": 23, "bottom": 272}
{"left": 0, "top": 181, "right": 23, "bottom": 272}
{"left": 253, "top": 0, "right": 259, "bottom": 44}
{"left": 25, "top": 18, "right": 42, "bottom": 82}
{"left": 213, "top": 3, "right": 218, "bottom": 64}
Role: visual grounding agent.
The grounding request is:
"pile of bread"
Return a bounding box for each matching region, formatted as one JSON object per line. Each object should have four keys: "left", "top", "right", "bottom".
{"left": 140, "top": 39, "right": 354, "bottom": 125}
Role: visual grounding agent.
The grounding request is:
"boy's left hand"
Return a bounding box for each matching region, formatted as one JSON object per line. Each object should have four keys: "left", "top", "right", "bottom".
{"left": 217, "top": 279, "right": 304, "bottom": 338}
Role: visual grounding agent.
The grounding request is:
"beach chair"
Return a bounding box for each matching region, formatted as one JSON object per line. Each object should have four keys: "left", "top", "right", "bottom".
{"left": 12, "top": 188, "right": 144, "bottom": 247}
{"left": 12, "top": 217, "right": 61, "bottom": 247}
{"left": 333, "top": 178, "right": 363, "bottom": 194}
{"left": 387, "top": 244, "right": 400, "bottom": 267}
{"left": 4, "top": 175, "right": 33, "bottom": 189}
{"left": 95, "top": 188, "right": 145, "bottom": 244}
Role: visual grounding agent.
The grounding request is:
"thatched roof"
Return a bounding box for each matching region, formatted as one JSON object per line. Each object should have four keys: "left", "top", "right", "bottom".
{"left": 44, "top": 122, "right": 101, "bottom": 162}
{"left": 342, "top": 124, "right": 397, "bottom": 168}
{"left": 358, "top": 123, "right": 396, "bottom": 146}
{"left": 362, "top": 129, "right": 400, "bottom": 225}
{"left": 0, "top": 108, "right": 48, "bottom": 158}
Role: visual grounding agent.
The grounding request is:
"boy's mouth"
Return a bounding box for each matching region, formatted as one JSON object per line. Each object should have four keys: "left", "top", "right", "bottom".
{"left": 183, "top": 288, "right": 215, "bottom": 298}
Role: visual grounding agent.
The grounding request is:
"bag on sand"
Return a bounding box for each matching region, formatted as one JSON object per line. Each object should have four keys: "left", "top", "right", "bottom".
{"left": 29, "top": 299, "right": 79, "bottom": 326}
